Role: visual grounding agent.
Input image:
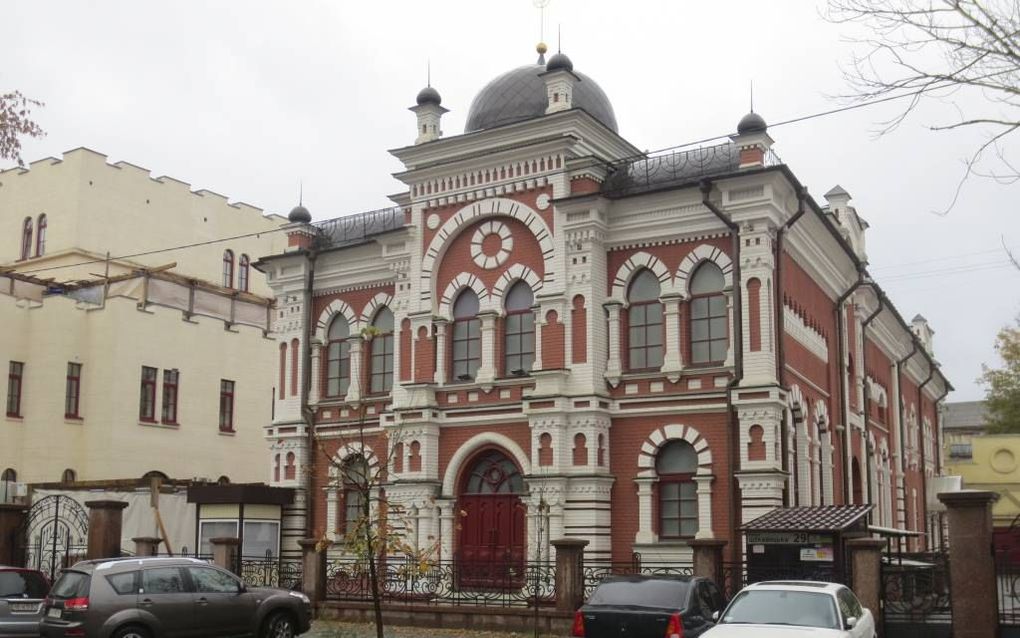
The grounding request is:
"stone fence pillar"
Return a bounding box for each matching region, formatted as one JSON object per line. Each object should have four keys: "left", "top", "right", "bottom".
{"left": 939, "top": 490, "right": 999, "bottom": 638}
{"left": 210, "top": 537, "right": 241, "bottom": 574}
{"left": 132, "top": 536, "right": 163, "bottom": 557}
{"left": 689, "top": 539, "right": 726, "bottom": 588}
{"left": 85, "top": 500, "right": 128, "bottom": 560}
{"left": 847, "top": 538, "right": 885, "bottom": 636}
{"left": 552, "top": 538, "right": 588, "bottom": 612}
{"left": 0, "top": 504, "right": 28, "bottom": 566}
{"left": 299, "top": 539, "right": 328, "bottom": 605}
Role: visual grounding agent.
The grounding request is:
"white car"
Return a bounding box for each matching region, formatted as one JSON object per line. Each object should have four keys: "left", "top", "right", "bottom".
{"left": 704, "top": 581, "right": 876, "bottom": 638}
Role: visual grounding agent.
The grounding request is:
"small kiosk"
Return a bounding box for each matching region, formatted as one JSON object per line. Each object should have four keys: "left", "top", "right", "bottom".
{"left": 741, "top": 505, "right": 874, "bottom": 583}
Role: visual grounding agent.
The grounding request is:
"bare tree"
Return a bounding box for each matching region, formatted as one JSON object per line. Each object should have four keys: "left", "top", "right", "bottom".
{"left": 826, "top": 0, "right": 1020, "bottom": 211}
{"left": 315, "top": 326, "right": 437, "bottom": 638}
{"left": 0, "top": 91, "right": 45, "bottom": 167}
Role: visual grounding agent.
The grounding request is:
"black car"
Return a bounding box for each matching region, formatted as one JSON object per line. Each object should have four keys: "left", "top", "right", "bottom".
{"left": 572, "top": 574, "right": 726, "bottom": 638}
{"left": 39, "top": 557, "right": 311, "bottom": 638}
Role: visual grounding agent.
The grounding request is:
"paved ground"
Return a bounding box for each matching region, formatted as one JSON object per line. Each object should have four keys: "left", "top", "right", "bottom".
{"left": 305, "top": 621, "right": 558, "bottom": 638}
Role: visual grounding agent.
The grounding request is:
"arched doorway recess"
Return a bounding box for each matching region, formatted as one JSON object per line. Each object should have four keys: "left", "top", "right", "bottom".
{"left": 457, "top": 448, "right": 526, "bottom": 585}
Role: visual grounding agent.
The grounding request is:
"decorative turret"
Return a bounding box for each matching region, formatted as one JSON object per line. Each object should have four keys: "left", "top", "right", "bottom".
{"left": 911, "top": 314, "right": 935, "bottom": 356}
{"left": 540, "top": 47, "right": 579, "bottom": 115}
{"left": 823, "top": 185, "right": 869, "bottom": 264}
{"left": 410, "top": 83, "right": 448, "bottom": 145}
{"left": 730, "top": 110, "right": 773, "bottom": 168}
{"left": 286, "top": 201, "right": 315, "bottom": 249}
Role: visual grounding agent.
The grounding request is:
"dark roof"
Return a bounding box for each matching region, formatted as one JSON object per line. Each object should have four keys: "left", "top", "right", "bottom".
{"left": 188, "top": 483, "right": 294, "bottom": 505}
{"left": 545, "top": 52, "right": 573, "bottom": 72}
{"left": 824, "top": 185, "right": 850, "bottom": 199}
{"left": 313, "top": 206, "right": 405, "bottom": 249}
{"left": 601, "top": 141, "right": 756, "bottom": 197}
{"left": 288, "top": 204, "right": 311, "bottom": 223}
{"left": 416, "top": 86, "right": 442, "bottom": 106}
{"left": 944, "top": 401, "right": 988, "bottom": 430}
{"left": 737, "top": 111, "right": 767, "bottom": 134}
{"left": 741, "top": 505, "right": 873, "bottom": 532}
{"left": 465, "top": 64, "right": 617, "bottom": 133}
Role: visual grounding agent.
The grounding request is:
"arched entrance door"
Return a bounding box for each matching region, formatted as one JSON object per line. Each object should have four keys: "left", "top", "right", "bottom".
{"left": 457, "top": 449, "right": 526, "bottom": 586}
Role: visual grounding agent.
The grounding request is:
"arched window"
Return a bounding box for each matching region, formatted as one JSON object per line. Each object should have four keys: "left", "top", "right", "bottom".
{"left": 222, "top": 250, "right": 234, "bottom": 288}
{"left": 851, "top": 457, "right": 863, "bottom": 505}
{"left": 238, "top": 254, "right": 250, "bottom": 292}
{"left": 452, "top": 289, "right": 481, "bottom": 381}
{"left": 0, "top": 469, "right": 15, "bottom": 503}
{"left": 61, "top": 469, "right": 76, "bottom": 483}
{"left": 1, "top": 468, "right": 15, "bottom": 482}
{"left": 325, "top": 316, "right": 351, "bottom": 397}
{"left": 504, "top": 281, "right": 535, "bottom": 376}
{"left": 463, "top": 450, "right": 524, "bottom": 494}
{"left": 284, "top": 452, "right": 296, "bottom": 480}
{"left": 142, "top": 470, "right": 169, "bottom": 482}
{"left": 216, "top": 475, "right": 230, "bottom": 485}
{"left": 656, "top": 440, "right": 698, "bottom": 538}
{"left": 20, "top": 218, "right": 33, "bottom": 260}
{"left": 627, "top": 270, "right": 663, "bottom": 371}
{"left": 369, "top": 307, "right": 394, "bottom": 394}
{"left": 689, "top": 262, "right": 727, "bottom": 364}
{"left": 35, "top": 214, "right": 47, "bottom": 257}
{"left": 342, "top": 455, "right": 369, "bottom": 533}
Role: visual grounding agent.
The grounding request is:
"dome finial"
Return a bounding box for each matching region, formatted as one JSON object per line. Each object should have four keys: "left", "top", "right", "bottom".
{"left": 288, "top": 183, "right": 311, "bottom": 224}
{"left": 536, "top": 41, "right": 547, "bottom": 65}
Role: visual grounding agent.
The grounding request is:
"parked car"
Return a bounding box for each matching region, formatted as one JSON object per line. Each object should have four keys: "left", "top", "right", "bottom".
{"left": 1, "top": 566, "right": 50, "bottom": 637}
{"left": 571, "top": 574, "right": 726, "bottom": 638}
{"left": 38, "top": 557, "right": 312, "bottom": 638}
{"left": 704, "top": 581, "right": 876, "bottom": 637}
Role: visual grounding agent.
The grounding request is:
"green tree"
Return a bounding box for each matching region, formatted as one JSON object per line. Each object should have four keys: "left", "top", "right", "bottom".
{"left": 0, "top": 91, "right": 45, "bottom": 167}
{"left": 981, "top": 317, "right": 1020, "bottom": 432}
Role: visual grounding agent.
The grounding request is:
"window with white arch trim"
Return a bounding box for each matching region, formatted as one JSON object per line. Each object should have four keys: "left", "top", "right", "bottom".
{"left": 627, "top": 269, "right": 663, "bottom": 371}
{"left": 503, "top": 281, "right": 535, "bottom": 376}
{"left": 452, "top": 290, "right": 481, "bottom": 381}
{"left": 689, "top": 261, "right": 727, "bottom": 364}
{"left": 368, "top": 307, "right": 394, "bottom": 393}
{"left": 657, "top": 440, "right": 698, "bottom": 538}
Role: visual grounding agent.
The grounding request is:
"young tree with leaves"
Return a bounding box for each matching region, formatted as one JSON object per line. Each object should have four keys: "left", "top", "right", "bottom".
{"left": 981, "top": 316, "right": 1020, "bottom": 433}
{"left": 0, "top": 91, "right": 45, "bottom": 167}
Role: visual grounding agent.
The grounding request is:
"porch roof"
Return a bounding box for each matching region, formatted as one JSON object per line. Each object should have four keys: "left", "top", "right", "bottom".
{"left": 741, "top": 505, "right": 874, "bottom": 533}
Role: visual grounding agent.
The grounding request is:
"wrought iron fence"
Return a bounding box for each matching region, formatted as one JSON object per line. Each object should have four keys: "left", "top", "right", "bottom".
{"left": 324, "top": 557, "right": 555, "bottom": 607}
{"left": 601, "top": 142, "right": 783, "bottom": 197}
{"left": 881, "top": 552, "right": 951, "bottom": 638}
{"left": 314, "top": 206, "right": 404, "bottom": 249}
{"left": 239, "top": 555, "right": 303, "bottom": 590}
{"left": 998, "top": 550, "right": 1020, "bottom": 632}
{"left": 582, "top": 555, "right": 694, "bottom": 600}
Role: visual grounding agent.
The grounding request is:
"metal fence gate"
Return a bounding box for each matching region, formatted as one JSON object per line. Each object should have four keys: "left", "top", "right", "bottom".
{"left": 17, "top": 495, "right": 89, "bottom": 581}
{"left": 881, "top": 553, "right": 952, "bottom": 638}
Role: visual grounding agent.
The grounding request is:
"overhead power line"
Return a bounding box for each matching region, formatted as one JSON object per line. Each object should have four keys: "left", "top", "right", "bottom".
{"left": 7, "top": 71, "right": 1014, "bottom": 279}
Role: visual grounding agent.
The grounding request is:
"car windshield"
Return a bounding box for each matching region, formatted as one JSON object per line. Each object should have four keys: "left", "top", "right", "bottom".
{"left": 588, "top": 579, "right": 690, "bottom": 610}
{"left": 721, "top": 589, "right": 839, "bottom": 629}
{"left": 0, "top": 570, "right": 48, "bottom": 599}
{"left": 49, "top": 571, "right": 90, "bottom": 599}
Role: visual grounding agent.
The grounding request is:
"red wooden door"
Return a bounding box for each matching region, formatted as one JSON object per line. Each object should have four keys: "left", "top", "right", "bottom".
{"left": 457, "top": 450, "right": 526, "bottom": 588}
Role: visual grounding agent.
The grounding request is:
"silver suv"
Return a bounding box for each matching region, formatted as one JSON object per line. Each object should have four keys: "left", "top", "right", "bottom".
{"left": 1, "top": 566, "right": 50, "bottom": 637}
{"left": 39, "top": 557, "right": 311, "bottom": 638}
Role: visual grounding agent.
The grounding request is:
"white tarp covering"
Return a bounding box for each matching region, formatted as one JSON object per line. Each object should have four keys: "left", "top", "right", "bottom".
{"left": 33, "top": 488, "right": 197, "bottom": 556}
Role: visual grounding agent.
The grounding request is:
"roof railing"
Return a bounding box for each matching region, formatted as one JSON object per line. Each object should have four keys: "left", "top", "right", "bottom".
{"left": 313, "top": 206, "right": 405, "bottom": 248}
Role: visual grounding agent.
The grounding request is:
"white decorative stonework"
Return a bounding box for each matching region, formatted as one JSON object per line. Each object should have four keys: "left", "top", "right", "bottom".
{"left": 471, "top": 220, "right": 513, "bottom": 269}
{"left": 536, "top": 193, "right": 550, "bottom": 210}
{"left": 426, "top": 213, "right": 441, "bottom": 230}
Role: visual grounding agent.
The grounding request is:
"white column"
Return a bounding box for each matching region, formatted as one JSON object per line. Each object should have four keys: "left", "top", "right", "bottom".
{"left": 821, "top": 430, "right": 834, "bottom": 505}
{"left": 438, "top": 498, "right": 455, "bottom": 562}
{"left": 347, "top": 336, "right": 364, "bottom": 402}
{"left": 604, "top": 302, "right": 623, "bottom": 385}
{"left": 308, "top": 341, "right": 322, "bottom": 404}
{"left": 724, "top": 289, "right": 735, "bottom": 368}
{"left": 435, "top": 320, "right": 448, "bottom": 385}
{"left": 694, "top": 474, "right": 715, "bottom": 539}
{"left": 634, "top": 477, "right": 656, "bottom": 544}
{"left": 476, "top": 311, "right": 497, "bottom": 387}
{"left": 533, "top": 310, "right": 545, "bottom": 371}
{"left": 325, "top": 488, "right": 338, "bottom": 541}
{"left": 810, "top": 441, "right": 821, "bottom": 506}
{"left": 797, "top": 421, "right": 811, "bottom": 506}
{"left": 661, "top": 294, "right": 684, "bottom": 381}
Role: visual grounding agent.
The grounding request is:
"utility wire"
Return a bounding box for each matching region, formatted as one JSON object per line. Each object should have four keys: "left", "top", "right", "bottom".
{"left": 8, "top": 70, "right": 1013, "bottom": 279}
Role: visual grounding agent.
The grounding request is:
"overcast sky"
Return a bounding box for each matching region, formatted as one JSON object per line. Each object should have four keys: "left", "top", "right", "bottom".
{"left": 4, "top": 0, "right": 1018, "bottom": 401}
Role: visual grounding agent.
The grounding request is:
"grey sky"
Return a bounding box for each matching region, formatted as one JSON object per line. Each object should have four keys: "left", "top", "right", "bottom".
{"left": 5, "top": 0, "right": 1018, "bottom": 400}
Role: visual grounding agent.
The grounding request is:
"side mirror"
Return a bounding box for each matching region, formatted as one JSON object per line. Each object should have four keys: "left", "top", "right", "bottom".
{"left": 712, "top": 611, "right": 720, "bottom": 622}
{"left": 845, "top": 616, "right": 858, "bottom": 629}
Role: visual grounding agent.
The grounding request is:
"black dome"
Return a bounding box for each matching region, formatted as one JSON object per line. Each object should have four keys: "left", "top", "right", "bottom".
{"left": 288, "top": 205, "right": 311, "bottom": 224}
{"left": 737, "top": 111, "right": 767, "bottom": 134}
{"left": 465, "top": 64, "right": 618, "bottom": 133}
{"left": 545, "top": 52, "right": 573, "bottom": 72}
{"left": 416, "top": 86, "right": 442, "bottom": 106}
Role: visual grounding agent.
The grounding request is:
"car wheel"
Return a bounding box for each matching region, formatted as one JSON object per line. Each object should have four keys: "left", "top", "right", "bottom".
{"left": 112, "top": 625, "right": 151, "bottom": 638}
{"left": 261, "top": 611, "right": 296, "bottom": 638}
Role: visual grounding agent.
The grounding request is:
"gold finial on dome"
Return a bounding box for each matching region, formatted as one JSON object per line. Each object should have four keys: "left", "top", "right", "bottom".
{"left": 536, "top": 41, "right": 548, "bottom": 65}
